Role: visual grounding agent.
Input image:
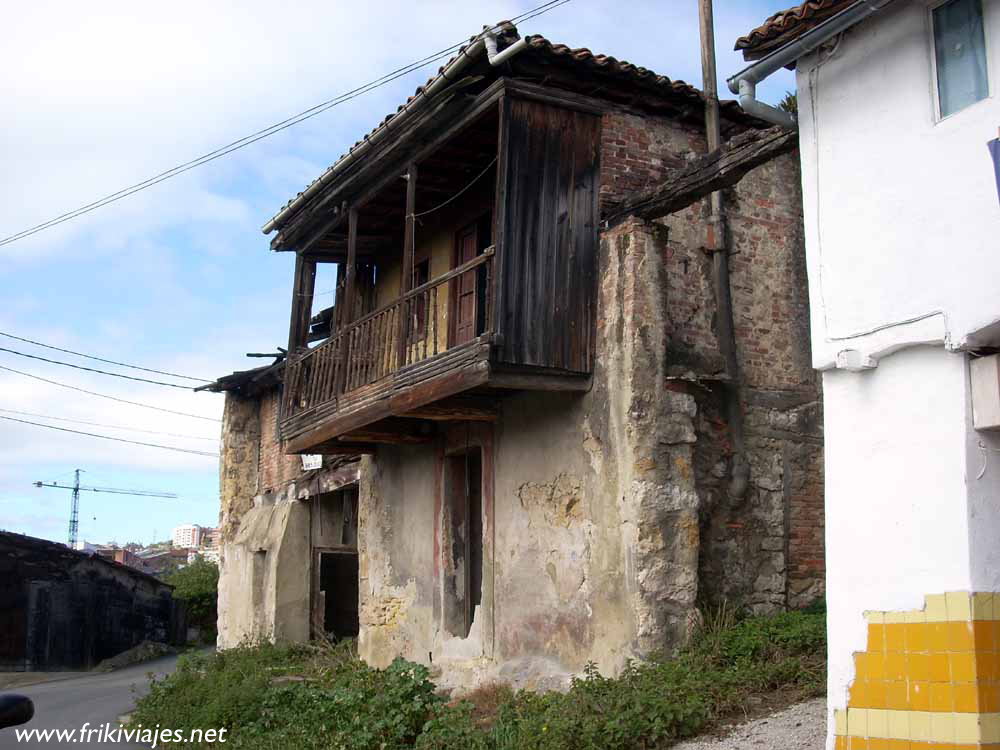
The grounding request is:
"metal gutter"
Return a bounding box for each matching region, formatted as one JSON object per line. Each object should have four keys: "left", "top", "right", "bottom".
{"left": 726, "top": 0, "right": 895, "bottom": 128}
{"left": 262, "top": 27, "right": 527, "bottom": 237}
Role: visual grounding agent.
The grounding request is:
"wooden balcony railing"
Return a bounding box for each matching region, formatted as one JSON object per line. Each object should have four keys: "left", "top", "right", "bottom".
{"left": 282, "top": 249, "right": 494, "bottom": 425}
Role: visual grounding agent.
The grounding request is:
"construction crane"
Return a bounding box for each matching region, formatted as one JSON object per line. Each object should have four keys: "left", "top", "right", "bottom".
{"left": 33, "top": 469, "right": 177, "bottom": 547}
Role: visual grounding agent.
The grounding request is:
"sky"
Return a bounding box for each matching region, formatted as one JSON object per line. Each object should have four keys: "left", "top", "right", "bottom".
{"left": 0, "top": 0, "right": 795, "bottom": 547}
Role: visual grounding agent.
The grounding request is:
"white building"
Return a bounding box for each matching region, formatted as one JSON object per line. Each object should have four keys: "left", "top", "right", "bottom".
{"left": 735, "top": 1, "right": 1000, "bottom": 748}
{"left": 172, "top": 524, "right": 202, "bottom": 549}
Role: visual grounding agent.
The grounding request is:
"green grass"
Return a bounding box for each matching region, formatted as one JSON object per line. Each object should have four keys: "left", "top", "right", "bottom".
{"left": 132, "top": 606, "right": 826, "bottom": 750}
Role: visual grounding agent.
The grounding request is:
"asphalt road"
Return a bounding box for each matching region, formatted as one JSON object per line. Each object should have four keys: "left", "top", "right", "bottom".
{"left": 0, "top": 654, "right": 180, "bottom": 748}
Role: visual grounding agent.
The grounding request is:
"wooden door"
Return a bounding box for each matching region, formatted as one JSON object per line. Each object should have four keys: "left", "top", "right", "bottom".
{"left": 451, "top": 223, "right": 480, "bottom": 346}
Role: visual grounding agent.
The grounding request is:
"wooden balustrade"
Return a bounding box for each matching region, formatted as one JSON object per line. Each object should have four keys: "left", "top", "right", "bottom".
{"left": 282, "top": 250, "right": 493, "bottom": 424}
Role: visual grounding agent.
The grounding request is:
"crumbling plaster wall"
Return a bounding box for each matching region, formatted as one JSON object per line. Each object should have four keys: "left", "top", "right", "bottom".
{"left": 217, "top": 387, "right": 358, "bottom": 647}
{"left": 358, "top": 217, "right": 704, "bottom": 689}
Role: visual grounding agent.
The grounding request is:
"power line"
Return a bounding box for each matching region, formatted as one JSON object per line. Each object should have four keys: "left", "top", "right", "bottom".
{"left": 0, "top": 365, "right": 220, "bottom": 422}
{"left": 0, "top": 408, "right": 217, "bottom": 441}
{"left": 0, "top": 347, "right": 194, "bottom": 389}
{"left": 0, "top": 1, "right": 570, "bottom": 248}
{"left": 0, "top": 331, "right": 209, "bottom": 382}
{"left": 1, "top": 416, "right": 219, "bottom": 457}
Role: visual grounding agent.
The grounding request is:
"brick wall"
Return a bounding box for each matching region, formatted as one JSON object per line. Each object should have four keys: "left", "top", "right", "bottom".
{"left": 257, "top": 389, "right": 306, "bottom": 493}
{"left": 597, "top": 107, "right": 825, "bottom": 610}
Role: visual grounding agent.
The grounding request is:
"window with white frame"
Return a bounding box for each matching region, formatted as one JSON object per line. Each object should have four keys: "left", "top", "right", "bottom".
{"left": 933, "top": 0, "right": 989, "bottom": 117}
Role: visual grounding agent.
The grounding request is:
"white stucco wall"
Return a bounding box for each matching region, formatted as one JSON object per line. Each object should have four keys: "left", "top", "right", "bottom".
{"left": 796, "top": 0, "right": 1000, "bottom": 369}
{"left": 823, "top": 346, "right": 972, "bottom": 716}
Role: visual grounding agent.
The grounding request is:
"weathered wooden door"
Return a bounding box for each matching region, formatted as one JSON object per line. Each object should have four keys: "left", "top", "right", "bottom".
{"left": 451, "top": 223, "right": 480, "bottom": 346}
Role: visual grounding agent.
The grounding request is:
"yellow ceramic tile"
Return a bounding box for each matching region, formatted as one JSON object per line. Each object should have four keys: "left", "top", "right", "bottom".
{"left": 866, "top": 611, "right": 886, "bottom": 624}
{"left": 908, "top": 711, "right": 931, "bottom": 742}
{"left": 929, "top": 711, "right": 955, "bottom": 744}
{"left": 905, "top": 609, "right": 926, "bottom": 624}
{"left": 848, "top": 707, "right": 868, "bottom": 738}
{"left": 905, "top": 623, "right": 928, "bottom": 653}
{"left": 850, "top": 680, "right": 869, "bottom": 708}
{"left": 907, "top": 653, "right": 931, "bottom": 682}
{"left": 954, "top": 711, "right": 983, "bottom": 744}
{"left": 835, "top": 709, "right": 848, "bottom": 736}
{"left": 928, "top": 681, "right": 954, "bottom": 712}
{"left": 848, "top": 738, "right": 869, "bottom": 750}
{"left": 884, "top": 739, "right": 909, "bottom": 750}
{"left": 885, "top": 611, "right": 906, "bottom": 625}
{"left": 886, "top": 652, "right": 907, "bottom": 681}
{"left": 981, "top": 712, "right": 1000, "bottom": 744}
{"left": 886, "top": 680, "right": 909, "bottom": 710}
{"left": 980, "top": 682, "right": 1000, "bottom": 712}
{"left": 950, "top": 651, "right": 978, "bottom": 682}
{"left": 953, "top": 682, "right": 981, "bottom": 712}
{"left": 868, "top": 679, "right": 888, "bottom": 709}
{"left": 867, "top": 738, "right": 889, "bottom": 750}
{"left": 856, "top": 652, "right": 870, "bottom": 680}
{"left": 925, "top": 594, "right": 948, "bottom": 623}
{"left": 908, "top": 680, "right": 930, "bottom": 712}
{"left": 975, "top": 620, "right": 997, "bottom": 653}
{"left": 929, "top": 622, "right": 951, "bottom": 653}
{"left": 887, "top": 709, "right": 910, "bottom": 741}
{"left": 868, "top": 709, "right": 888, "bottom": 738}
{"left": 994, "top": 621, "right": 1000, "bottom": 649}
{"left": 835, "top": 736, "right": 848, "bottom": 750}
{"left": 868, "top": 624, "right": 887, "bottom": 653}
{"left": 947, "top": 591, "right": 973, "bottom": 622}
{"left": 929, "top": 652, "right": 951, "bottom": 682}
{"left": 886, "top": 624, "right": 906, "bottom": 652}
{"left": 973, "top": 592, "right": 996, "bottom": 621}
{"left": 869, "top": 653, "right": 888, "bottom": 681}
{"left": 948, "top": 620, "right": 976, "bottom": 651}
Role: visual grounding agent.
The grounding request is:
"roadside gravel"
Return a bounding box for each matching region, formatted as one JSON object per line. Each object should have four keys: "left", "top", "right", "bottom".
{"left": 672, "top": 697, "right": 826, "bottom": 749}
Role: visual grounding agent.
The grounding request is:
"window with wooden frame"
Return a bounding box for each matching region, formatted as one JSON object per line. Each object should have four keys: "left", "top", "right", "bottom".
{"left": 931, "top": 0, "right": 990, "bottom": 118}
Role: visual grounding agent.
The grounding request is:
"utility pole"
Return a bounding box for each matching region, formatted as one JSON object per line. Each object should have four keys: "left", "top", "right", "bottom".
{"left": 69, "top": 469, "right": 81, "bottom": 547}
{"left": 34, "top": 474, "right": 177, "bottom": 548}
{"left": 698, "top": 0, "right": 748, "bottom": 500}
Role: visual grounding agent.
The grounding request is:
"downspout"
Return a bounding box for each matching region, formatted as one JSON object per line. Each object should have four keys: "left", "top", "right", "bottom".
{"left": 726, "top": 0, "right": 895, "bottom": 128}
{"left": 699, "top": 0, "right": 748, "bottom": 502}
{"left": 263, "top": 25, "right": 528, "bottom": 237}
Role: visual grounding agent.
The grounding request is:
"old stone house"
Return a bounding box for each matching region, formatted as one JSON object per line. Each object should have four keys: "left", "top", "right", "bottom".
{"left": 205, "top": 22, "right": 824, "bottom": 690}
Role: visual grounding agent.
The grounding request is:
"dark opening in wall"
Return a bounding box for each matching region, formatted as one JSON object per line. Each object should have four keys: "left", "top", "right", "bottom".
{"left": 252, "top": 550, "right": 267, "bottom": 613}
{"left": 318, "top": 552, "right": 359, "bottom": 639}
{"left": 443, "top": 448, "right": 483, "bottom": 638}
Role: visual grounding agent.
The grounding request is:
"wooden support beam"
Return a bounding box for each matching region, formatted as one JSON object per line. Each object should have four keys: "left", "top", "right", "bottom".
{"left": 341, "top": 417, "right": 435, "bottom": 445}
{"left": 603, "top": 126, "right": 798, "bottom": 227}
{"left": 332, "top": 209, "right": 359, "bottom": 399}
{"left": 399, "top": 395, "right": 499, "bottom": 422}
{"left": 286, "top": 254, "right": 317, "bottom": 353}
{"left": 397, "top": 162, "right": 417, "bottom": 369}
{"left": 306, "top": 441, "right": 377, "bottom": 456}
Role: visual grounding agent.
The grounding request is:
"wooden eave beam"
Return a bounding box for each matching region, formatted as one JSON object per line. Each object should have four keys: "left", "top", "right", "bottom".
{"left": 603, "top": 126, "right": 798, "bottom": 227}
{"left": 399, "top": 395, "right": 499, "bottom": 422}
{"left": 340, "top": 417, "right": 435, "bottom": 445}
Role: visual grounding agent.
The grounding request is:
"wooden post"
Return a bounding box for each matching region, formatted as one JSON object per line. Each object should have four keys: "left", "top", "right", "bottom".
{"left": 287, "top": 253, "right": 317, "bottom": 354}
{"left": 397, "top": 162, "right": 417, "bottom": 369}
{"left": 334, "top": 209, "right": 359, "bottom": 397}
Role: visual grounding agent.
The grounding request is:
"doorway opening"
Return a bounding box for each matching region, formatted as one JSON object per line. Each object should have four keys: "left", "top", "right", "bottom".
{"left": 317, "top": 552, "right": 359, "bottom": 639}
{"left": 443, "top": 447, "right": 483, "bottom": 638}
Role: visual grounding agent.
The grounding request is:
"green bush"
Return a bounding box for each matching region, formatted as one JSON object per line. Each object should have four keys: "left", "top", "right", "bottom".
{"left": 165, "top": 557, "right": 219, "bottom": 634}
{"left": 133, "top": 607, "right": 826, "bottom": 749}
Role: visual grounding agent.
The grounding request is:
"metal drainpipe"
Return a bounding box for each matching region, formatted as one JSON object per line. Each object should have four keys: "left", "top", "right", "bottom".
{"left": 700, "top": 0, "right": 748, "bottom": 501}
{"left": 726, "top": 0, "right": 895, "bottom": 129}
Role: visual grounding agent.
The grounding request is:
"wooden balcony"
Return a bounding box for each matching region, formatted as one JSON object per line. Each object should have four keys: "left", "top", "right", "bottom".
{"left": 281, "top": 251, "right": 502, "bottom": 453}
{"left": 277, "top": 81, "right": 604, "bottom": 454}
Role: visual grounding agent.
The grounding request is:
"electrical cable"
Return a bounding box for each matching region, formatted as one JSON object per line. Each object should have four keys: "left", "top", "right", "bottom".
{"left": 0, "top": 364, "right": 220, "bottom": 422}
{"left": 0, "top": 347, "right": 195, "bottom": 389}
{"left": 1, "top": 415, "right": 219, "bottom": 457}
{"left": 0, "top": 331, "right": 210, "bottom": 382}
{"left": 0, "top": 1, "right": 571, "bottom": 248}
{"left": 0, "top": 408, "right": 216, "bottom": 441}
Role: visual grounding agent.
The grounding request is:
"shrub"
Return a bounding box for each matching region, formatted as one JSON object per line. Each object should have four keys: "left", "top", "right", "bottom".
{"left": 133, "top": 607, "right": 826, "bottom": 750}
{"left": 165, "top": 557, "right": 219, "bottom": 634}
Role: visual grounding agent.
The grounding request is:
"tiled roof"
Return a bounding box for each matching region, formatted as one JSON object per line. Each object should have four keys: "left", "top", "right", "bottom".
{"left": 268, "top": 23, "right": 755, "bottom": 235}
{"left": 735, "top": 0, "right": 854, "bottom": 59}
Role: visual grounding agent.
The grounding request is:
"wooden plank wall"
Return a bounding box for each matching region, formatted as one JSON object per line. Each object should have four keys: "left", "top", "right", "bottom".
{"left": 496, "top": 96, "right": 600, "bottom": 373}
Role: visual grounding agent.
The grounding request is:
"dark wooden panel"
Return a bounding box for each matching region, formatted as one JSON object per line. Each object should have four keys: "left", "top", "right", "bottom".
{"left": 495, "top": 97, "right": 600, "bottom": 373}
